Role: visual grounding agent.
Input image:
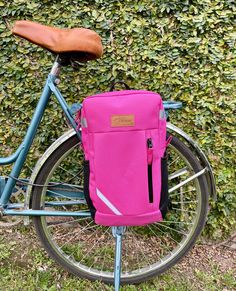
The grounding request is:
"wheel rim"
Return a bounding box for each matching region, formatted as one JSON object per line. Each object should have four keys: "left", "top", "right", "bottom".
{"left": 36, "top": 138, "right": 207, "bottom": 281}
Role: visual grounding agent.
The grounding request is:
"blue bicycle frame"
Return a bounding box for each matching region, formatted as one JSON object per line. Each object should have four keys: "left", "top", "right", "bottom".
{"left": 0, "top": 60, "right": 91, "bottom": 217}
{"left": 0, "top": 58, "right": 184, "bottom": 218}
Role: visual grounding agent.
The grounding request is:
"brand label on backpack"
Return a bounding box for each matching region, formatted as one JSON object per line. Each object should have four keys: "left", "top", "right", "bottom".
{"left": 111, "top": 114, "right": 135, "bottom": 127}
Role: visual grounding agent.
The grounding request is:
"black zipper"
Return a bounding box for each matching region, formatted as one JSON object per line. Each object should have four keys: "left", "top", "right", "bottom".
{"left": 147, "top": 138, "right": 153, "bottom": 203}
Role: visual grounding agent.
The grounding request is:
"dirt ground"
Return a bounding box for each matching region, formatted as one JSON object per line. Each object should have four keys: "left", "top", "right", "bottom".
{"left": 1, "top": 226, "right": 235, "bottom": 274}
{"left": 0, "top": 226, "right": 235, "bottom": 291}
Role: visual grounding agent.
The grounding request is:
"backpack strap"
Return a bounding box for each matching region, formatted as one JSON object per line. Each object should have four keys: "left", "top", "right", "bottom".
{"left": 109, "top": 81, "right": 131, "bottom": 91}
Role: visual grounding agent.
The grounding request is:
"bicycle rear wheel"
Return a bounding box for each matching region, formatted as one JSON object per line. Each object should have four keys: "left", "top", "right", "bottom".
{"left": 32, "top": 133, "right": 209, "bottom": 284}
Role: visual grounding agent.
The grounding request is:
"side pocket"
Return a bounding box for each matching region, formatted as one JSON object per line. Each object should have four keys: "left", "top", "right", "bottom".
{"left": 83, "top": 160, "right": 96, "bottom": 219}
{"left": 147, "top": 138, "right": 154, "bottom": 203}
{"left": 160, "top": 151, "right": 169, "bottom": 218}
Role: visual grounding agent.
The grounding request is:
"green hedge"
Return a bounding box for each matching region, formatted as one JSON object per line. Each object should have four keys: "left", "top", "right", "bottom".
{"left": 0, "top": 1, "right": 235, "bottom": 237}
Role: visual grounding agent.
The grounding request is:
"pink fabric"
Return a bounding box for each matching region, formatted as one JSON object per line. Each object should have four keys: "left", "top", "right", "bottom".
{"left": 96, "top": 210, "right": 163, "bottom": 226}
{"left": 80, "top": 90, "right": 167, "bottom": 226}
{"left": 82, "top": 90, "right": 162, "bottom": 133}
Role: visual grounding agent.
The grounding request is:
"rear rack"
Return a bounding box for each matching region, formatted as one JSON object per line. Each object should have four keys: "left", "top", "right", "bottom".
{"left": 163, "top": 101, "right": 182, "bottom": 110}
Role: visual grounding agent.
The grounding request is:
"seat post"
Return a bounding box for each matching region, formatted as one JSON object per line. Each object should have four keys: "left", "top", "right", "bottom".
{"left": 50, "top": 55, "right": 61, "bottom": 77}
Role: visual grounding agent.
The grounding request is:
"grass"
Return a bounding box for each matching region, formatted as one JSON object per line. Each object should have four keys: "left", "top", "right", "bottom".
{"left": 0, "top": 226, "right": 235, "bottom": 291}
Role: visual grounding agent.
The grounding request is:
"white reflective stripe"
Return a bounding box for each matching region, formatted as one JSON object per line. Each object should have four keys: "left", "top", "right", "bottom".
{"left": 96, "top": 188, "right": 122, "bottom": 215}
{"left": 81, "top": 117, "right": 87, "bottom": 128}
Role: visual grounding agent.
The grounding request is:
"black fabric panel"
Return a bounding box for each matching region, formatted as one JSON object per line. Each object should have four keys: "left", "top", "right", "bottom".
{"left": 83, "top": 160, "right": 96, "bottom": 219}
{"left": 160, "top": 152, "right": 169, "bottom": 218}
{"left": 148, "top": 164, "right": 154, "bottom": 203}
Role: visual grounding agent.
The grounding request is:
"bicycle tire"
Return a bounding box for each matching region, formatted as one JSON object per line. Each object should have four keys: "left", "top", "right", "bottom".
{"left": 32, "top": 133, "right": 209, "bottom": 284}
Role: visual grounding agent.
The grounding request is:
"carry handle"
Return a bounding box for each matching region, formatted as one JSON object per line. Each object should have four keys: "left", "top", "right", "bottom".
{"left": 109, "top": 81, "right": 131, "bottom": 91}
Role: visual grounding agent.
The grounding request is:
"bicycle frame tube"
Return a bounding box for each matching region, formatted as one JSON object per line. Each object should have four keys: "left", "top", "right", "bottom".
{"left": 0, "top": 60, "right": 79, "bottom": 207}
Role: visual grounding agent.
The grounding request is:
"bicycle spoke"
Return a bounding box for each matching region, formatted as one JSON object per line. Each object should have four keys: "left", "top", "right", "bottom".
{"left": 48, "top": 218, "right": 92, "bottom": 242}
{"left": 123, "top": 237, "right": 128, "bottom": 274}
{"left": 58, "top": 220, "right": 95, "bottom": 247}
{"left": 100, "top": 238, "right": 114, "bottom": 272}
{"left": 147, "top": 225, "right": 174, "bottom": 254}
{"left": 151, "top": 224, "right": 180, "bottom": 246}
{"left": 47, "top": 216, "right": 89, "bottom": 227}
{"left": 55, "top": 168, "right": 83, "bottom": 189}
{"left": 78, "top": 227, "right": 111, "bottom": 264}
{"left": 171, "top": 200, "right": 197, "bottom": 204}
{"left": 90, "top": 233, "right": 114, "bottom": 271}
{"left": 169, "top": 188, "right": 196, "bottom": 198}
{"left": 160, "top": 220, "right": 193, "bottom": 225}
{"left": 154, "top": 222, "right": 188, "bottom": 236}
{"left": 169, "top": 156, "right": 180, "bottom": 167}
{"left": 129, "top": 232, "right": 151, "bottom": 270}
{"left": 134, "top": 240, "right": 145, "bottom": 271}
{"left": 46, "top": 189, "right": 81, "bottom": 201}
{"left": 171, "top": 207, "right": 197, "bottom": 214}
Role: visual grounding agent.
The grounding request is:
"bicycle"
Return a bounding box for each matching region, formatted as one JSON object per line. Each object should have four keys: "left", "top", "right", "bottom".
{"left": 0, "top": 20, "right": 216, "bottom": 286}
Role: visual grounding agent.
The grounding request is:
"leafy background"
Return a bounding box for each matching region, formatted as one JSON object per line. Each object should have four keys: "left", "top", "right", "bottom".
{"left": 0, "top": 0, "right": 235, "bottom": 238}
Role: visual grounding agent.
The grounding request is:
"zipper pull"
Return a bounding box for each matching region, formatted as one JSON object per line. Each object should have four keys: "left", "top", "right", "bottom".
{"left": 147, "top": 138, "right": 153, "bottom": 164}
{"left": 147, "top": 138, "right": 153, "bottom": 149}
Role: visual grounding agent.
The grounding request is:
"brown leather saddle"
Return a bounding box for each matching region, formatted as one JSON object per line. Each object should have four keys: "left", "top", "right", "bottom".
{"left": 12, "top": 20, "right": 103, "bottom": 63}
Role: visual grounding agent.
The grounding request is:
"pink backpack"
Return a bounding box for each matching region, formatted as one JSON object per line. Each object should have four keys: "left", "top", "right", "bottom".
{"left": 78, "top": 90, "right": 168, "bottom": 226}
